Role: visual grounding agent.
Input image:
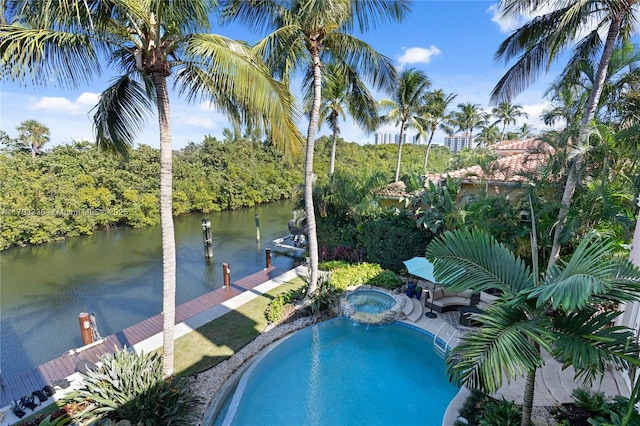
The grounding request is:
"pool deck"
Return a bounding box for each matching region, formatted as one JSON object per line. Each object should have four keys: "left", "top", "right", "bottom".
{"left": 0, "top": 269, "right": 631, "bottom": 426}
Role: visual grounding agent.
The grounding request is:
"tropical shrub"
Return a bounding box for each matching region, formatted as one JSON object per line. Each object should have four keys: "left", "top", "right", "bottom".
{"left": 456, "top": 389, "right": 489, "bottom": 425}
{"left": 304, "top": 273, "right": 341, "bottom": 315}
{"left": 358, "top": 211, "right": 430, "bottom": 272}
{"left": 368, "top": 270, "right": 402, "bottom": 290}
{"left": 328, "top": 262, "right": 387, "bottom": 291}
{"left": 478, "top": 398, "right": 522, "bottom": 426}
{"left": 265, "top": 288, "right": 302, "bottom": 323}
{"left": 70, "top": 349, "right": 198, "bottom": 424}
{"left": 319, "top": 260, "right": 350, "bottom": 270}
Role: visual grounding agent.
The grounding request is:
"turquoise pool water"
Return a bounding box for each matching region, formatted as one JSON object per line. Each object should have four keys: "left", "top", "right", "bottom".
{"left": 346, "top": 289, "right": 396, "bottom": 314}
{"left": 212, "top": 317, "right": 458, "bottom": 425}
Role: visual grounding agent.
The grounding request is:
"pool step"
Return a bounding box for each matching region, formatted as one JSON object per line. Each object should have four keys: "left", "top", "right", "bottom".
{"left": 406, "top": 297, "right": 424, "bottom": 322}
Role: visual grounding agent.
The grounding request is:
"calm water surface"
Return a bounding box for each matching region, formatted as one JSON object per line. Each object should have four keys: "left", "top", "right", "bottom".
{"left": 0, "top": 201, "right": 296, "bottom": 379}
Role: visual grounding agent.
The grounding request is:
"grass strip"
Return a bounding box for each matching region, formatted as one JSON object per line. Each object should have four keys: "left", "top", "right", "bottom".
{"left": 173, "top": 278, "right": 305, "bottom": 376}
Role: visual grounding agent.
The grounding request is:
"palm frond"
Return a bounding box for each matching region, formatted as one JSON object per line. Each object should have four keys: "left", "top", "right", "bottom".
{"left": 552, "top": 309, "right": 639, "bottom": 384}
{"left": 327, "top": 33, "right": 396, "bottom": 92}
{"left": 92, "top": 74, "right": 154, "bottom": 158}
{"left": 0, "top": 26, "right": 101, "bottom": 88}
{"left": 426, "top": 228, "right": 533, "bottom": 295}
{"left": 530, "top": 233, "right": 637, "bottom": 310}
{"left": 447, "top": 304, "right": 549, "bottom": 393}
{"left": 178, "top": 33, "right": 304, "bottom": 156}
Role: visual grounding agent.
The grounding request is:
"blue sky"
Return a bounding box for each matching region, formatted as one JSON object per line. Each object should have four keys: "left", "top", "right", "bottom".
{"left": 0, "top": 1, "right": 602, "bottom": 150}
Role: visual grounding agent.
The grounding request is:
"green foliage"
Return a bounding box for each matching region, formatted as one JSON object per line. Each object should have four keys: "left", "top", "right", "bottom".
{"left": 368, "top": 270, "right": 403, "bottom": 290}
{"left": 319, "top": 260, "right": 350, "bottom": 271}
{"left": 458, "top": 389, "right": 490, "bottom": 425}
{"left": 458, "top": 391, "right": 521, "bottom": 426}
{"left": 328, "top": 262, "right": 389, "bottom": 291}
{"left": 0, "top": 138, "right": 301, "bottom": 249}
{"left": 265, "top": 288, "right": 303, "bottom": 323}
{"left": 464, "top": 196, "right": 531, "bottom": 258}
{"left": 71, "top": 349, "right": 198, "bottom": 425}
{"left": 358, "top": 211, "right": 431, "bottom": 272}
{"left": 572, "top": 388, "right": 609, "bottom": 417}
{"left": 312, "top": 137, "right": 451, "bottom": 186}
{"left": 478, "top": 398, "right": 522, "bottom": 426}
{"left": 304, "top": 272, "right": 342, "bottom": 315}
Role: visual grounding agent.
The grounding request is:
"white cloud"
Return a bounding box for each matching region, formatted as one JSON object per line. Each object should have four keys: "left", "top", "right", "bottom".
{"left": 28, "top": 92, "right": 100, "bottom": 115}
{"left": 180, "top": 114, "right": 218, "bottom": 129}
{"left": 487, "top": 3, "right": 525, "bottom": 33}
{"left": 397, "top": 46, "right": 442, "bottom": 69}
{"left": 76, "top": 92, "right": 100, "bottom": 107}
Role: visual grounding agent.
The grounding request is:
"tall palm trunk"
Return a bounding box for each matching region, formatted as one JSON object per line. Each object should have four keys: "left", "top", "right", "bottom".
{"left": 329, "top": 112, "right": 338, "bottom": 175}
{"left": 304, "top": 47, "right": 322, "bottom": 295}
{"left": 521, "top": 367, "right": 537, "bottom": 426}
{"left": 153, "top": 73, "right": 176, "bottom": 378}
{"left": 393, "top": 119, "right": 406, "bottom": 182}
{"left": 547, "top": 15, "right": 622, "bottom": 268}
{"left": 423, "top": 123, "right": 437, "bottom": 171}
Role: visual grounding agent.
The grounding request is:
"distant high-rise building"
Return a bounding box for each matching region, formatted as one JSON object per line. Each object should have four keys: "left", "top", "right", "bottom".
{"left": 444, "top": 133, "right": 473, "bottom": 153}
{"left": 374, "top": 132, "right": 408, "bottom": 145}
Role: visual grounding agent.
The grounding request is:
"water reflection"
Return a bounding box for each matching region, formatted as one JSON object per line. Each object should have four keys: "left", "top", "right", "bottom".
{"left": 0, "top": 201, "right": 296, "bottom": 379}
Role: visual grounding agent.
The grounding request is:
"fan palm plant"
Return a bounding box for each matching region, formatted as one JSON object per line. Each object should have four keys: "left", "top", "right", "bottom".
{"left": 427, "top": 228, "right": 640, "bottom": 426}
{"left": 223, "top": 0, "right": 408, "bottom": 294}
{"left": 0, "top": 0, "right": 302, "bottom": 376}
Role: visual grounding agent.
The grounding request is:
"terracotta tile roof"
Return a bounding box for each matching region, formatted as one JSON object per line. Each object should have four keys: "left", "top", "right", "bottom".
{"left": 379, "top": 180, "right": 407, "bottom": 198}
{"left": 429, "top": 138, "right": 554, "bottom": 185}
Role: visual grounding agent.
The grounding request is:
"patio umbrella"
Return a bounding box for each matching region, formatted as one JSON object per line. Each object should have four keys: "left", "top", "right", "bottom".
{"left": 402, "top": 257, "right": 437, "bottom": 283}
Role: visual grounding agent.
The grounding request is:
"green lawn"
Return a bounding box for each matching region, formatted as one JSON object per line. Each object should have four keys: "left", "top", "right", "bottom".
{"left": 172, "top": 277, "right": 305, "bottom": 376}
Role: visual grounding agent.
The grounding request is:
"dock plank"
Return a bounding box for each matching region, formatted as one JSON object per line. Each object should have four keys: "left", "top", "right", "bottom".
{"left": 0, "top": 266, "right": 286, "bottom": 408}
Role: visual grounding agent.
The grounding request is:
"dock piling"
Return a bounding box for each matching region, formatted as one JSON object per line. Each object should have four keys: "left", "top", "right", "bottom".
{"left": 223, "top": 263, "right": 230, "bottom": 287}
{"left": 202, "top": 219, "right": 213, "bottom": 258}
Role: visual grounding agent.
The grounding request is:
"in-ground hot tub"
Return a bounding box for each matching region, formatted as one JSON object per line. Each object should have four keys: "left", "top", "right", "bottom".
{"left": 340, "top": 287, "right": 405, "bottom": 324}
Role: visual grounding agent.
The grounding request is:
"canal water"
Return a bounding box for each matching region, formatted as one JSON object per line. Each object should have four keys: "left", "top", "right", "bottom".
{"left": 0, "top": 200, "right": 297, "bottom": 380}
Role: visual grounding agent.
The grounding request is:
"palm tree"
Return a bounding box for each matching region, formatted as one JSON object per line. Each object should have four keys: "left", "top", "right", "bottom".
{"left": 378, "top": 68, "right": 431, "bottom": 182}
{"left": 16, "top": 119, "right": 49, "bottom": 158}
{"left": 491, "top": 101, "right": 528, "bottom": 141}
{"left": 1, "top": 0, "right": 302, "bottom": 377}
{"left": 517, "top": 123, "right": 536, "bottom": 139}
{"left": 419, "top": 89, "right": 456, "bottom": 171}
{"left": 492, "top": 0, "right": 640, "bottom": 267}
{"left": 448, "top": 102, "right": 488, "bottom": 150}
{"left": 474, "top": 123, "right": 501, "bottom": 147}
{"left": 223, "top": 0, "right": 408, "bottom": 295}
{"left": 555, "top": 40, "right": 640, "bottom": 126}
{"left": 427, "top": 229, "right": 640, "bottom": 426}
{"left": 303, "top": 62, "right": 378, "bottom": 176}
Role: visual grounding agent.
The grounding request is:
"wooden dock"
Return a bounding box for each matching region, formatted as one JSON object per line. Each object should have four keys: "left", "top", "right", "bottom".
{"left": 0, "top": 267, "right": 283, "bottom": 408}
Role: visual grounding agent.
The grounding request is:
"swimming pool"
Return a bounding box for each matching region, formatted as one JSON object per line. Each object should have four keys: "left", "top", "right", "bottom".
{"left": 209, "top": 317, "right": 458, "bottom": 425}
